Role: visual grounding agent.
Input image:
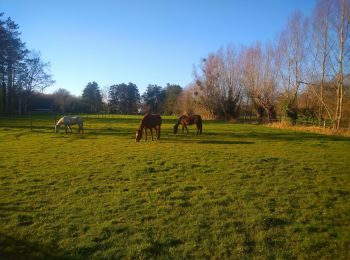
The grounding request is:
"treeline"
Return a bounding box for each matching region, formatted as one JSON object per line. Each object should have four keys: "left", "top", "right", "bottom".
{"left": 29, "top": 81, "right": 183, "bottom": 115}
{"left": 183, "top": 0, "right": 350, "bottom": 129}
{"left": 0, "top": 13, "right": 54, "bottom": 115}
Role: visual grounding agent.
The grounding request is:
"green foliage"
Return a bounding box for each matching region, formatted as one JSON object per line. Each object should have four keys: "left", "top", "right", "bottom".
{"left": 298, "top": 107, "right": 318, "bottom": 122}
{"left": 278, "top": 98, "right": 298, "bottom": 124}
{"left": 0, "top": 115, "right": 349, "bottom": 258}
{"left": 82, "top": 82, "right": 103, "bottom": 113}
{"left": 109, "top": 83, "right": 140, "bottom": 114}
{"left": 162, "top": 84, "right": 182, "bottom": 115}
{"left": 142, "top": 84, "right": 165, "bottom": 113}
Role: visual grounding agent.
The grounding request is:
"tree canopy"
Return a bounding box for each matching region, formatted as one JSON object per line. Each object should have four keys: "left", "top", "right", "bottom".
{"left": 109, "top": 82, "right": 140, "bottom": 114}
{"left": 82, "top": 81, "right": 103, "bottom": 113}
{"left": 142, "top": 84, "right": 165, "bottom": 113}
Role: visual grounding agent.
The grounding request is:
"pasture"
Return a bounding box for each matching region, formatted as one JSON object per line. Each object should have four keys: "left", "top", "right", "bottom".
{"left": 0, "top": 115, "right": 349, "bottom": 259}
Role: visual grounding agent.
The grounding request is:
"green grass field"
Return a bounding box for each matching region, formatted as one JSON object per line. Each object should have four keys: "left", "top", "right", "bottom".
{"left": 0, "top": 115, "right": 350, "bottom": 259}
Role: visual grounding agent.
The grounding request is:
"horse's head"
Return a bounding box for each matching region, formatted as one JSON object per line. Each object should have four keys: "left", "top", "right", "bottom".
{"left": 135, "top": 129, "right": 142, "bottom": 142}
{"left": 173, "top": 124, "right": 179, "bottom": 134}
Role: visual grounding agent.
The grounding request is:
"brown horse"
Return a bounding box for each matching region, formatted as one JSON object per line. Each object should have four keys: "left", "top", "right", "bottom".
{"left": 136, "top": 113, "right": 162, "bottom": 142}
{"left": 174, "top": 114, "right": 202, "bottom": 135}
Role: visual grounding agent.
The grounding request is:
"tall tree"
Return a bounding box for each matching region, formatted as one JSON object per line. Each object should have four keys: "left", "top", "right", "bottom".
{"left": 0, "top": 13, "right": 7, "bottom": 112}
{"left": 142, "top": 84, "right": 164, "bottom": 113}
{"left": 332, "top": 0, "right": 350, "bottom": 128}
{"left": 1, "top": 16, "right": 27, "bottom": 113}
{"left": 311, "top": 0, "right": 333, "bottom": 122}
{"left": 278, "top": 11, "right": 310, "bottom": 123}
{"left": 195, "top": 46, "right": 242, "bottom": 120}
{"left": 241, "top": 43, "right": 278, "bottom": 123}
{"left": 17, "top": 51, "right": 55, "bottom": 113}
{"left": 53, "top": 88, "right": 72, "bottom": 113}
{"left": 0, "top": 13, "right": 6, "bottom": 82}
{"left": 162, "top": 83, "right": 182, "bottom": 115}
{"left": 109, "top": 82, "right": 140, "bottom": 114}
{"left": 0, "top": 13, "right": 54, "bottom": 115}
{"left": 82, "top": 81, "right": 103, "bottom": 113}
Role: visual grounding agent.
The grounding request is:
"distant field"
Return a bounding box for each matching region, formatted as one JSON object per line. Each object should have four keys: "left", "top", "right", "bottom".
{"left": 0, "top": 115, "right": 349, "bottom": 259}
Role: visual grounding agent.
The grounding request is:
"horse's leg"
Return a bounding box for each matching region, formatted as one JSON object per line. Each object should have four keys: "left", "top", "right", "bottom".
{"left": 185, "top": 125, "right": 189, "bottom": 134}
{"left": 155, "top": 126, "right": 160, "bottom": 140}
{"left": 150, "top": 128, "right": 154, "bottom": 141}
{"left": 182, "top": 125, "right": 184, "bottom": 134}
{"left": 68, "top": 125, "right": 72, "bottom": 133}
{"left": 65, "top": 125, "right": 68, "bottom": 133}
{"left": 144, "top": 128, "right": 147, "bottom": 141}
{"left": 157, "top": 125, "right": 160, "bottom": 140}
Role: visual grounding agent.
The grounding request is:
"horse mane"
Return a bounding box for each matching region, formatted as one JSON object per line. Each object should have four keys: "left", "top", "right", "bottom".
{"left": 138, "top": 113, "right": 150, "bottom": 131}
{"left": 56, "top": 117, "right": 64, "bottom": 125}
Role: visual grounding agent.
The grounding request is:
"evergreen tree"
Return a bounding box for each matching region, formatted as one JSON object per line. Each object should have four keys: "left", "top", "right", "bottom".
{"left": 142, "top": 84, "right": 164, "bottom": 113}
{"left": 162, "top": 83, "right": 182, "bottom": 115}
{"left": 109, "top": 82, "right": 140, "bottom": 114}
{"left": 82, "top": 81, "right": 103, "bottom": 113}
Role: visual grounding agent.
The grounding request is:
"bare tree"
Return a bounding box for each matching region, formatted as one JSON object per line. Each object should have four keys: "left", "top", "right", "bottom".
{"left": 311, "top": 0, "right": 334, "bottom": 122}
{"left": 332, "top": 0, "right": 350, "bottom": 128}
{"left": 241, "top": 43, "right": 278, "bottom": 123}
{"left": 175, "top": 83, "right": 213, "bottom": 118}
{"left": 18, "top": 51, "right": 55, "bottom": 113}
{"left": 101, "top": 85, "right": 110, "bottom": 113}
{"left": 53, "top": 88, "right": 71, "bottom": 113}
{"left": 278, "top": 11, "right": 310, "bottom": 123}
{"left": 194, "top": 46, "right": 242, "bottom": 120}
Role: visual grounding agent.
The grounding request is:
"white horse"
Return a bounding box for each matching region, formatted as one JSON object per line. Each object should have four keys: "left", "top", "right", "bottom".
{"left": 55, "top": 116, "right": 84, "bottom": 133}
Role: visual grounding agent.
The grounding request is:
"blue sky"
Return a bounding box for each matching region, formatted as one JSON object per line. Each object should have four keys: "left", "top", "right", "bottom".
{"left": 1, "top": 0, "right": 316, "bottom": 96}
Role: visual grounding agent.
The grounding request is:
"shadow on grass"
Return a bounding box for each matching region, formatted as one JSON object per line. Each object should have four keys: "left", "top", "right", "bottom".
{"left": 198, "top": 140, "right": 255, "bottom": 145}
{"left": 0, "top": 125, "right": 54, "bottom": 131}
{"left": 0, "top": 233, "right": 72, "bottom": 260}
{"left": 82, "top": 128, "right": 350, "bottom": 144}
{"left": 206, "top": 130, "right": 350, "bottom": 142}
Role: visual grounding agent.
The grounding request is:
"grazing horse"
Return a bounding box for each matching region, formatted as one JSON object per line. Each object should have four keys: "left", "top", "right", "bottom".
{"left": 174, "top": 114, "right": 202, "bottom": 135}
{"left": 136, "top": 113, "right": 162, "bottom": 142}
{"left": 55, "top": 116, "right": 84, "bottom": 134}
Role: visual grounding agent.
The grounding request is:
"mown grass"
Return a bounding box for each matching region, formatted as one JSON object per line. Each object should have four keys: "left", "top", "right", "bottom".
{"left": 0, "top": 115, "right": 349, "bottom": 259}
